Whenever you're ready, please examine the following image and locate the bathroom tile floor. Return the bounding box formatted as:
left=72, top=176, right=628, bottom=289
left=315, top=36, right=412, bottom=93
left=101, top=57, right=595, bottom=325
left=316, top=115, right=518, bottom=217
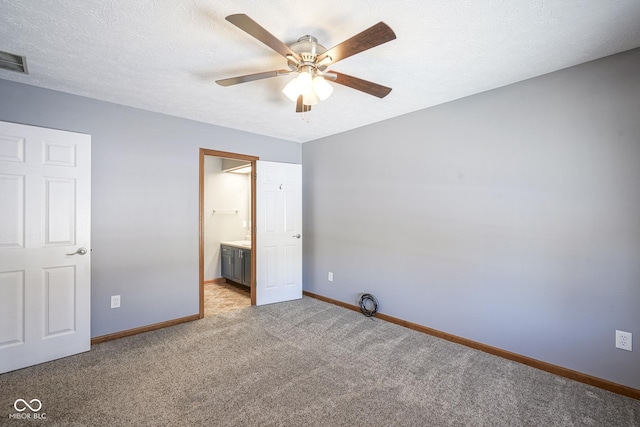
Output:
left=204, top=280, right=251, bottom=317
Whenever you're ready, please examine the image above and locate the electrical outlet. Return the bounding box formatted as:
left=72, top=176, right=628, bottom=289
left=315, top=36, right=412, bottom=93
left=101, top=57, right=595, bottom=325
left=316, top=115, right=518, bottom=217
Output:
left=111, top=295, right=121, bottom=309
left=615, top=330, right=632, bottom=351
left=328, top=272, right=333, bottom=282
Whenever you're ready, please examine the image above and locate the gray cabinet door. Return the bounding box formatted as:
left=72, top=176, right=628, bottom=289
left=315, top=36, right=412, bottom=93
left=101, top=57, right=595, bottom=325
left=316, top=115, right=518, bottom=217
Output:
left=221, top=246, right=233, bottom=279
left=242, top=249, right=251, bottom=286
left=232, top=248, right=243, bottom=283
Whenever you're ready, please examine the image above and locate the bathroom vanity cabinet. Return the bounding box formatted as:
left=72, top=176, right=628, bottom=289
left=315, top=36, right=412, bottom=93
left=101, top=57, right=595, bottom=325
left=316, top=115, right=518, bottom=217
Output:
left=221, top=242, right=251, bottom=287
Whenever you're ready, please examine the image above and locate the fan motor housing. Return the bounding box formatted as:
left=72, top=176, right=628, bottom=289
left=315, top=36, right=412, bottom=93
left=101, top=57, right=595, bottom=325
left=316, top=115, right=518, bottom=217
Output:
left=288, top=35, right=327, bottom=70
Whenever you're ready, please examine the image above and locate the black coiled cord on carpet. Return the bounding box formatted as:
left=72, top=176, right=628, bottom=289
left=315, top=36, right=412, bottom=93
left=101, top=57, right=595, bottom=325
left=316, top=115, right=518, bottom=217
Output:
left=359, top=293, right=379, bottom=318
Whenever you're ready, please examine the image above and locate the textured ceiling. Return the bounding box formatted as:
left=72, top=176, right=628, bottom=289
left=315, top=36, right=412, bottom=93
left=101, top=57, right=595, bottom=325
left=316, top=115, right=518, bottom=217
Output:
left=1, top=1, right=639, bottom=143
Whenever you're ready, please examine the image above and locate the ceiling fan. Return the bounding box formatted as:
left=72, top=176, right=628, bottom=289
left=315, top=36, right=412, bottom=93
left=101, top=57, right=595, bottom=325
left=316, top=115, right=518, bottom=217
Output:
left=216, top=14, right=396, bottom=113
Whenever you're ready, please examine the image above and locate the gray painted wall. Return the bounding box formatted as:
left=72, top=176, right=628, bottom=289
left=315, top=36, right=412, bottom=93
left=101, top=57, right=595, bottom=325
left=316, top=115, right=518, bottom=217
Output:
left=302, top=48, right=640, bottom=389
left=0, top=79, right=301, bottom=337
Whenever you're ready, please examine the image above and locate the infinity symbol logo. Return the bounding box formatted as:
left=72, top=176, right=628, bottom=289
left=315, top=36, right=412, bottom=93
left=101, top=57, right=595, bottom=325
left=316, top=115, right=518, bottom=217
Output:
left=14, top=398, right=42, bottom=412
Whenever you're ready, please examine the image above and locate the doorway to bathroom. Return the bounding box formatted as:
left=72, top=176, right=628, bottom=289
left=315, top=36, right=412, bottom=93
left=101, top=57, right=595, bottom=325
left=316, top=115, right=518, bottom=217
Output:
left=199, top=148, right=258, bottom=318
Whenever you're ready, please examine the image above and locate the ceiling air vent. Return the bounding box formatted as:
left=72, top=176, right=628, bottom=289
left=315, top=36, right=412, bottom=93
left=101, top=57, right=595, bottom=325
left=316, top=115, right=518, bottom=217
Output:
left=0, top=50, right=28, bottom=74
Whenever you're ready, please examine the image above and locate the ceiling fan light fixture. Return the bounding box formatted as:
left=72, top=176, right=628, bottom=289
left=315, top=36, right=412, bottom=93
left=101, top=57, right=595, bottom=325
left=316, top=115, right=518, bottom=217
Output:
left=282, top=70, right=316, bottom=103
left=312, top=76, right=333, bottom=101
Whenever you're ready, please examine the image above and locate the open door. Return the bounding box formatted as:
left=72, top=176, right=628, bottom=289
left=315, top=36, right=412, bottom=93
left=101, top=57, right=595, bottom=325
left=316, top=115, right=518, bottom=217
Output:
left=0, top=121, right=91, bottom=373
left=255, top=161, right=302, bottom=305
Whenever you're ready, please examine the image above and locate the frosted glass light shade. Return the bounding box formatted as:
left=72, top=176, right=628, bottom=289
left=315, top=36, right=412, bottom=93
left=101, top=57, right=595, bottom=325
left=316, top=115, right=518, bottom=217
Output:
left=283, top=72, right=333, bottom=104
left=296, top=71, right=312, bottom=92
left=312, top=76, right=333, bottom=100
left=303, top=89, right=319, bottom=106
left=282, top=78, right=300, bottom=102
left=283, top=71, right=314, bottom=102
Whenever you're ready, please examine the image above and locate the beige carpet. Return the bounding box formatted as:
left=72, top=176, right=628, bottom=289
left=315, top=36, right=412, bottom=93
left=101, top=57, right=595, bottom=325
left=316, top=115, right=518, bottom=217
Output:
left=1, top=297, right=638, bottom=426
left=204, top=280, right=250, bottom=317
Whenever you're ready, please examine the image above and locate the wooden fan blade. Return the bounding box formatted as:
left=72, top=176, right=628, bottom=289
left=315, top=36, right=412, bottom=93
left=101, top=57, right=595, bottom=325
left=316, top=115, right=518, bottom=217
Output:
left=329, top=71, right=392, bottom=98
left=226, top=14, right=300, bottom=61
left=216, top=69, right=292, bottom=86
left=317, top=22, right=396, bottom=65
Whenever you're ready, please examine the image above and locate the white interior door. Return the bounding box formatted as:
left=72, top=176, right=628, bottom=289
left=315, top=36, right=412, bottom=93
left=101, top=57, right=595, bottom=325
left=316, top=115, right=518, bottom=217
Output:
left=0, top=121, right=91, bottom=374
left=256, top=161, right=302, bottom=305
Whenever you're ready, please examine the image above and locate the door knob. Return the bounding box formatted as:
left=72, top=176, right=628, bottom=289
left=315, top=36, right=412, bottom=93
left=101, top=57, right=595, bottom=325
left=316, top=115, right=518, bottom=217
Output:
left=66, top=247, right=88, bottom=256
left=293, top=234, right=301, bottom=239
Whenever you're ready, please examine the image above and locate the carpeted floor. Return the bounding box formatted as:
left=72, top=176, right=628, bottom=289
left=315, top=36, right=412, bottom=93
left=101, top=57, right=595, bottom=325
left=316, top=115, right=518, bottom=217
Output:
left=1, top=297, right=638, bottom=426
left=204, top=280, right=251, bottom=317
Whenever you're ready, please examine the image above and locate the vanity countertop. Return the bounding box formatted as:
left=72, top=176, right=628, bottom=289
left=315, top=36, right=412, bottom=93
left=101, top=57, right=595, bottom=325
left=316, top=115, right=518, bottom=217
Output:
left=221, top=240, right=252, bottom=249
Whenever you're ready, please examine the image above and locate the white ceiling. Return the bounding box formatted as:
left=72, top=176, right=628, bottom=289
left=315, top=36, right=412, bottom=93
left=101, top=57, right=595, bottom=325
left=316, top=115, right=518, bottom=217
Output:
left=1, top=1, right=639, bottom=143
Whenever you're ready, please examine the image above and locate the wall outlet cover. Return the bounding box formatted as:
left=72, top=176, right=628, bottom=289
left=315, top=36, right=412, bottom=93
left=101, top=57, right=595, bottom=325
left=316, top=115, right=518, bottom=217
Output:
left=111, top=295, right=121, bottom=309
left=615, top=330, right=632, bottom=351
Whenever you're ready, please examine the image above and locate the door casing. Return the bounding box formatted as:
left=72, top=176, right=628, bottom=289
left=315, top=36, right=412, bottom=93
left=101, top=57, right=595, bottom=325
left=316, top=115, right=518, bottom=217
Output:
left=199, top=148, right=258, bottom=317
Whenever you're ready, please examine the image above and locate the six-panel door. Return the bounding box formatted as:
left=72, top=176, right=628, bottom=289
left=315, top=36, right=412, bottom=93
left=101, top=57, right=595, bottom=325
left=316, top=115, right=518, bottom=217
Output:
left=255, top=161, right=302, bottom=305
left=0, top=121, right=91, bottom=374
